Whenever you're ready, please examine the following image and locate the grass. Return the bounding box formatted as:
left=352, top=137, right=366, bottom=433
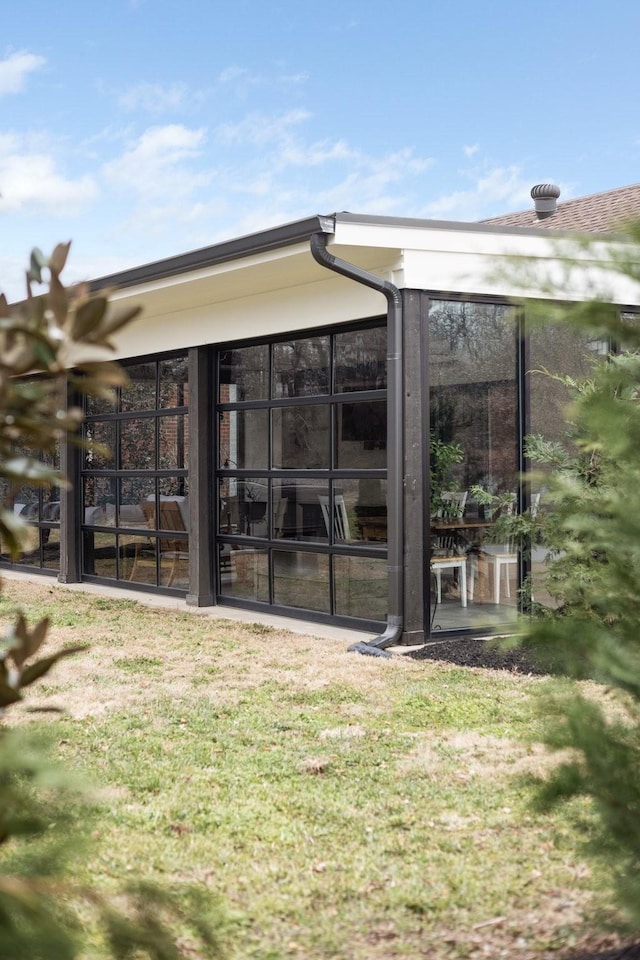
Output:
left=0, top=578, right=624, bottom=959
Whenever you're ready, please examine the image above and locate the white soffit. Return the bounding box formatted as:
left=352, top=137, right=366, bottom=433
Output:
left=333, top=218, right=640, bottom=305
left=108, top=239, right=401, bottom=317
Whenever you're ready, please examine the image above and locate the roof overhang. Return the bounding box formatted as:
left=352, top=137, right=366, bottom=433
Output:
left=55, top=209, right=640, bottom=366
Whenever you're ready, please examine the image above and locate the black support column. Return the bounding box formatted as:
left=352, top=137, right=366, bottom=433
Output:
left=186, top=346, right=215, bottom=607
left=58, top=376, right=81, bottom=583
left=401, top=289, right=429, bottom=643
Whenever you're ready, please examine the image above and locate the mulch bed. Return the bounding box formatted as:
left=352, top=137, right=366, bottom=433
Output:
left=402, top=634, right=560, bottom=675
left=561, top=943, right=640, bottom=960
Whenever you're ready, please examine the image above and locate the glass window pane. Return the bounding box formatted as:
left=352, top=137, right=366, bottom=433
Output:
left=86, top=391, right=116, bottom=416
left=528, top=323, right=596, bottom=452
left=219, top=345, right=269, bottom=402
left=120, top=362, right=156, bottom=412
left=429, top=300, right=518, bottom=628
left=84, top=532, right=117, bottom=579
left=220, top=409, right=268, bottom=470
left=272, top=406, right=329, bottom=469
left=273, top=550, right=330, bottom=613
left=527, top=323, right=599, bottom=608
left=42, top=527, right=60, bottom=571
left=125, top=528, right=156, bottom=586
left=221, top=477, right=268, bottom=538
left=120, top=418, right=155, bottom=470
left=335, top=478, right=387, bottom=544
left=159, top=356, right=188, bottom=408
left=85, top=421, right=116, bottom=469
left=159, top=414, right=189, bottom=470
left=153, top=499, right=188, bottom=588
left=272, top=480, right=329, bottom=542
left=221, top=547, right=269, bottom=602
left=118, top=477, right=155, bottom=527
left=334, top=326, right=386, bottom=392
left=430, top=300, right=518, bottom=498
left=334, top=556, right=387, bottom=620
left=336, top=400, right=386, bottom=468
left=16, top=525, right=41, bottom=565
left=14, top=483, right=40, bottom=520
left=43, top=484, right=61, bottom=522
left=84, top=477, right=116, bottom=525
left=158, top=477, right=189, bottom=500
left=272, top=336, right=330, bottom=398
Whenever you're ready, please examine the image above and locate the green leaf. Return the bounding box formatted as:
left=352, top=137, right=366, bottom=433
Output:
left=20, top=645, right=89, bottom=688
left=47, top=241, right=71, bottom=277
left=27, top=247, right=47, bottom=284
left=70, top=296, right=108, bottom=340
left=0, top=683, right=22, bottom=707
left=9, top=618, right=50, bottom=670
left=2, top=457, right=62, bottom=483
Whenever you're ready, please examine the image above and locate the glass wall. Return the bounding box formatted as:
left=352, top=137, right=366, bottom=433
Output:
left=217, top=322, right=388, bottom=626
left=428, top=299, right=519, bottom=630
left=0, top=444, right=61, bottom=571
left=81, top=354, right=189, bottom=590
left=527, top=323, right=604, bottom=606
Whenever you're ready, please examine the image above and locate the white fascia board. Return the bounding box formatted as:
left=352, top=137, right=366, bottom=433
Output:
left=333, top=220, right=640, bottom=305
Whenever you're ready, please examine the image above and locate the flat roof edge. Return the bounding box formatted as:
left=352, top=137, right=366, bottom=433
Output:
left=334, top=210, right=627, bottom=241
left=91, top=214, right=334, bottom=292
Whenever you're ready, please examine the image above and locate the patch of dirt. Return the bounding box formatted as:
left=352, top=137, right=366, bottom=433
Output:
left=0, top=578, right=415, bottom=722
left=399, top=730, right=574, bottom=781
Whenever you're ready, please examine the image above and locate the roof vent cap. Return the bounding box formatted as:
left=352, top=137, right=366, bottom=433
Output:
left=531, top=183, right=561, bottom=220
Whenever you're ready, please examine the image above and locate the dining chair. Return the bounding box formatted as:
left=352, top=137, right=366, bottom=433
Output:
left=430, top=549, right=468, bottom=607
left=437, top=490, right=468, bottom=520
left=429, top=490, right=470, bottom=607
left=157, top=500, right=190, bottom=586
left=481, top=493, right=540, bottom=604
left=319, top=494, right=351, bottom=541
left=129, top=500, right=189, bottom=585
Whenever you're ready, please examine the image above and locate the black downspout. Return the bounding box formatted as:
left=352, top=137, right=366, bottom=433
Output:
left=310, top=230, right=404, bottom=649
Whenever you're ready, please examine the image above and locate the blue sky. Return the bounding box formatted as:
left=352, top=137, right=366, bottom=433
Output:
left=2, top=0, right=639, bottom=299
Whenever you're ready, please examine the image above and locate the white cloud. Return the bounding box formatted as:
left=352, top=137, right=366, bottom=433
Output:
left=0, top=133, right=98, bottom=214
left=119, top=81, right=189, bottom=113
left=0, top=50, right=45, bottom=95
left=217, top=66, right=253, bottom=85
left=310, top=148, right=434, bottom=214
left=463, top=143, right=479, bottom=158
left=423, top=166, right=533, bottom=220
left=216, top=109, right=311, bottom=147
left=216, top=65, right=307, bottom=98
left=103, top=124, right=209, bottom=198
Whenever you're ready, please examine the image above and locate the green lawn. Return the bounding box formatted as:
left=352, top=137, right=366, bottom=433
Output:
left=0, top=579, right=622, bottom=959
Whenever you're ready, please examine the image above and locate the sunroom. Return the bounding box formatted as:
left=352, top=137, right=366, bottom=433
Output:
left=4, top=206, right=639, bottom=644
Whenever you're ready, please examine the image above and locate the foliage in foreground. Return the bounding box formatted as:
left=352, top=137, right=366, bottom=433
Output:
left=514, top=228, right=640, bottom=928
left=0, top=248, right=224, bottom=957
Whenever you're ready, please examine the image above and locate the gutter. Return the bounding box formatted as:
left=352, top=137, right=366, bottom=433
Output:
left=310, top=227, right=404, bottom=649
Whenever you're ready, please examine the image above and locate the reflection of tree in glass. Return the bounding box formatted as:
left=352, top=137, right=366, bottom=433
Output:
left=430, top=301, right=516, bottom=379
left=273, top=336, right=330, bottom=398
left=334, top=326, right=387, bottom=392
left=219, top=345, right=268, bottom=401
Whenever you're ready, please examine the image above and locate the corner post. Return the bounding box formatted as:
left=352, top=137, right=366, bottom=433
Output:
left=186, top=346, right=215, bottom=607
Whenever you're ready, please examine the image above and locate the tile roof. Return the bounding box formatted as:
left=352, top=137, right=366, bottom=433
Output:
left=482, top=182, right=640, bottom=234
